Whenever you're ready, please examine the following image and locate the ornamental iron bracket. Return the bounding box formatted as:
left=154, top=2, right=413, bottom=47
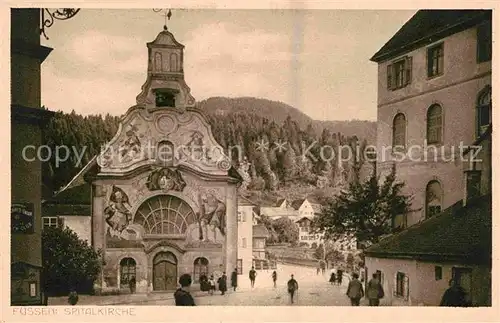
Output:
left=40, top=8, right=81, bottom=40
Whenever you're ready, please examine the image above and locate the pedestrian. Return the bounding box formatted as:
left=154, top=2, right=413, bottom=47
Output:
left=174, top=273, right=195, bottom=306
left=346, top=273, right=364, bottom=306
left=287, top=274, right=299, bottom=304
left=218, top=271, right=228, bottom=295
left=329, top=272, right=336, bottom=285
left=440, top=279, right=469, bottom=307
left=316, top=267, right=320, bottom=275
left=129, top=276, right=136, bottom=294
left=231, top=268, right=238, bottom=292
left=337, top=269, right=343, bottom=286
left=272, top=270, right=277, bottom=288
left=366, top=273, right=384, bottom=306
left=249, top=266, right=257, bottom=288
left=208, top=274, right=216, bottom=295
left=67, top=290, right=79, bottom=306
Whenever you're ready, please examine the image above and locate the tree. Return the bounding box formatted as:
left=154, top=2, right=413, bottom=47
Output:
left=272, top=217, right=299, bottom=244
left=346, top=252, right=355, bottom=270
left=313, top=165, right=413, bottom=245
left=313, top=243, right=325, bottom=260
left=256, top=214, right=279, bottom=243
left=42, top=226, right=102, bottom=296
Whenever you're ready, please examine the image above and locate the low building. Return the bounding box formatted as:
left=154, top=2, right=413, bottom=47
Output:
left=237, top=196, right=256, bottom=277
left=252, top=224, right=269, bottom=270
left=42, top=183, right=92, bottom=243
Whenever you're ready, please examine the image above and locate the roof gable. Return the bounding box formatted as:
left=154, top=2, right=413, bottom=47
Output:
left=371, top=10, right=491, bottom=62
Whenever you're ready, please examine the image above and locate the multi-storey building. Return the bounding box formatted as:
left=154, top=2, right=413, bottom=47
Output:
left=373, top=10, right=491, bottom=229
left=365, top=9, right=492, bottom=306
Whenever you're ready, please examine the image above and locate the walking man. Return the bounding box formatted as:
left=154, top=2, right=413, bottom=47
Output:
left=272, top=270, right=277, bottom=288
left=346, top=273, right=364, bottom=306
left=287, top=274, right=299, bottom=304
left=249, top=266, right=257, bottom=288
left=366, top=273, right=384, bottom=306
left=231, top=268, right=238, bottom=292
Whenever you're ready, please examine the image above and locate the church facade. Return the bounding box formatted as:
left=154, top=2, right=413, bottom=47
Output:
left=86, top=27, right=241, bottom=293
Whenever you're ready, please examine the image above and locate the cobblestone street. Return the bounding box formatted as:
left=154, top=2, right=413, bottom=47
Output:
left=49, top=264, right=366, bottom=306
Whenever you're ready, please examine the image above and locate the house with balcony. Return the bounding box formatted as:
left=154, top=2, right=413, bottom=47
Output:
left=364, top=9, right=492, bottom=306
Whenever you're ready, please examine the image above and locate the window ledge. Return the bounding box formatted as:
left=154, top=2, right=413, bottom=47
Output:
left=427, top=73, right=444, bottom=80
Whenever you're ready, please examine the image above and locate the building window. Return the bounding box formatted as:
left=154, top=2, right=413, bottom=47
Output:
left=387, top=56, right=412, bottom=90
left=156, top=92, right=176, bottom=108
left=43, top=216, right=64, bottom=230
left=242, top=237, right=247, bottom=248
left=120, top=258, right=136, bottom=288
left=392, top=113, right=406, bottom=149
left=237, top=211, right=242, bottom=222
left=395, top=272, right=409, bottom=299
left=427, top=104, right=443, bottom=144
left=193, top=257, right=209, bottom=283
left=435, top=266, right=442, bottom=280
left=477, top=86, right=491, bottom=137
left=237, top=259, right=243, bottom=275
left=465, top=170, right=482, bottom=200
left=425, top=180, right=443, bottom=218
left=477, top=20, right=492, bottom=63
left=427, top=43, right=444, bottom=77
left=43, top=217, right=58, bottom=229
left=170, top=53, right=179, bottom=72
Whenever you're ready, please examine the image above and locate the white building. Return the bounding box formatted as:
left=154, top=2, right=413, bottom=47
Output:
left=237, top=195, right=257, bottom=278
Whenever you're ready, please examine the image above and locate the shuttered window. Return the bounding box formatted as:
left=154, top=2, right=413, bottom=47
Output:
left=477, top=21, right=492, bottom=63
left=427, top=43, right=444, bottom=77
left=427, top=104, right=443, bottom=144
left=387, top=56, right=412, bottom=90
left=394, top=272, right=409, bottom=300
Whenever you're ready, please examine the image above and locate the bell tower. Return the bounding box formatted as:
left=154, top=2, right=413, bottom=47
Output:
left=136, top=11, right=195, bottom=112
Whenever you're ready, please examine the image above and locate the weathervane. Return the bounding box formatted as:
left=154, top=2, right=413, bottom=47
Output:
left=153, top=8, right=172, bottom=30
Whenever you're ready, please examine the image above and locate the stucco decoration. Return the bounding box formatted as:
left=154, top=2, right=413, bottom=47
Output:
left=146, top=167, right=186, bottom=192
left=97, top=108, right=232, bottom=176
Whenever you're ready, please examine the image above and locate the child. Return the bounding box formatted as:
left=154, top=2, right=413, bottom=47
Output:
left=208, top=274, right=216, bottom=295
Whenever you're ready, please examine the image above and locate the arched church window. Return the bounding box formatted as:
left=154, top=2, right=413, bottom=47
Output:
left=154, top=52, right=162, bottom=72
left=134, top=195, right=196, bottom=236
left=426, top=104, right=443, bottom=144
left=170, top=53, right=178, bottom=72
left=120, top=258, right=136, bottom=288
left=425, top=180, right=443, bottom=218
left=392, top=113, right=406, bottom=149
left=193, top=257, right=209, bottom=283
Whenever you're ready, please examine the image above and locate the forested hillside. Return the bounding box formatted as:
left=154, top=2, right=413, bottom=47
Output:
left=42, top=97, right=375, bottom=198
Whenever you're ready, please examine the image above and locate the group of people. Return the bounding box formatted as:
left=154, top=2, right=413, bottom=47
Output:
left=346, top=273, right=385, bottom=306
left=329, top=269, right=344, bottom=286
left=198, top=268, right=239, bottom=296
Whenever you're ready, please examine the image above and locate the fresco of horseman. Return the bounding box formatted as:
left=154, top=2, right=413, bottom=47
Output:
left=197, top=191, right=226, bottom=242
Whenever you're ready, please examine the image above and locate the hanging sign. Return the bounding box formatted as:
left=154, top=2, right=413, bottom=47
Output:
left=11, top=203, right=35, bottom=234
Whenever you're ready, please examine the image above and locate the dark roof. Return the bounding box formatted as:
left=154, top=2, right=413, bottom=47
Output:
left=253, top=224, right=270, bottom=238
left=291, top=199, right=306, bottom=210
left=238, top=195, right=256, bottom=206
left=365, top=194, right=492, bottom=265
left=46, top=183, right=91, bottom=205
left=42, top=183, right=91, bottom=216
left=371, top=10, right=491, bottom=62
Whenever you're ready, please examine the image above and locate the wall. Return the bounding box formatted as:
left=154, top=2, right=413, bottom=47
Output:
left=366, top=257, right=491, bottom=306
left=365, top=256, right=418, bottom=306
left=62, top=216, right=91, bottom=244
left=376, top=25, right=492, bottom=226
left=237, top=205, right=254, bottom=277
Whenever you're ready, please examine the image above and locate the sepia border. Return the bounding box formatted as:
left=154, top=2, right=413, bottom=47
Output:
left=1, top=0, right=499, bottom=322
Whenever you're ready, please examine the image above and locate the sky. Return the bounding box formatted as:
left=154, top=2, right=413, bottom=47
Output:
left=40, top=9, right=417, bottom=121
